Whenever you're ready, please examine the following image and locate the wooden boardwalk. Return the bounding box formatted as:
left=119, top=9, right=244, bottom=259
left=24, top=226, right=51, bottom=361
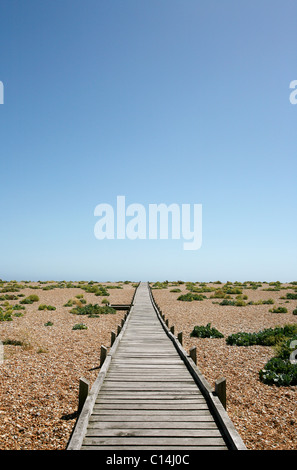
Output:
left=67, top=282, right=246, bottom=451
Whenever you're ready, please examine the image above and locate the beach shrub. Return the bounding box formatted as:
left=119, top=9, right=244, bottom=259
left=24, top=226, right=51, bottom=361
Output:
left=70, top=303, right=116, bottom=317
left=20, top=295, right=39, bottom=304
left=12, top=305, right=25, bottom=310
left=177, top=293, right=206, bottom=302
left=190, top=323, right=224, bottom=338
left=170, top=288, right=181, bottom=293
left=226, top=324, right=297, bottom=347
left=38, top=304, right=56, bottom=311
left=2, top=339, right=23, bottom=346
left=286, top=293, right=297, bottom=300
left=259, top=330, right=297, bottom=385
left=0, top=309, right=13, bottom=322
left=72, top=323, right=88, bottom=330
left=269, top=307, right=288, bottom=313
left=259, top=354, right=297, bottom=386
left=152, top=281, right=168, bottom=289
left=44, top=321, right=54, bottom=327
left=293, top=308, right=297, bottom=315
left=81, top=284, right=110, bottom=296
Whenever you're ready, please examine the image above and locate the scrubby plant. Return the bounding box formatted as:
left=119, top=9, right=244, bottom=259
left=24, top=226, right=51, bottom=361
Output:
left=170, top=288, right=181, bottom=293
left=12, top=305, right=25, bottom=310
left=259, top=358, right=297, bottom=386
left=259, top=335, right=297, bottom=386
left=81, top=284, right=110, bottom=296
left=190, top=323, right=224, bottom=338
left=226, top=324, right=297, bottom=347
left=20, top=295, right=39, bottom=304
left=269, top=306, right=288, bottom=313
left=44, top=321, right=54, bottom=327
left=2, top=339, right=23, bottom=346
left=210, top=289, right=227, bottom=299
left=286, top=293, right=297, bottom=300
left=72, top=323, right=88, bottom=330
left=293, top=308, right=297, bottom=315
left=38, top=304, right=56, bottom=311
left=152, top=281, right=168, bottom=289
left=177, top=293, right=206, bottom=301
left=70, top=303, right=116, bottom=317
left=0, top=309, right=13, bottom=322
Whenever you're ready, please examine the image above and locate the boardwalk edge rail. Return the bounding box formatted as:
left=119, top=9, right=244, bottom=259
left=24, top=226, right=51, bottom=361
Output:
left=148, top=283, right=247, bottom=451
left=67, top=284, right=138, bottom=450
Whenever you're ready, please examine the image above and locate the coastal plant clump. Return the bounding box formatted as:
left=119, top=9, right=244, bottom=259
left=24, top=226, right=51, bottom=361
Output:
left=70, top=303, right=116, bottom=317
left=38, top=304, right=56, bottom=311
left=269, top=307, right=288, bottom=313
left=20, top=295, right=39, bottom=304
left=226, top=324, right=297, bottom=347
left=80, top=284, right=110, bottom=296
left=72, top=323, right=88, bottom=330
left=190, top=323, right=224, bottom=338
left=259, top=335, right=297, bottom=386
left=177, top=293, right=206, bottom=302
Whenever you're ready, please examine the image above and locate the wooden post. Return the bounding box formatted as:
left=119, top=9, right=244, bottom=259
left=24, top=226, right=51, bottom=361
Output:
left=165, top=319, right=169, bottom=327
left=110, top=331, right=116, bottom=346
left=100, top=345, right=107, bottom=367
left=189, top=346, right=197, bottom=365
left=215, top=377, right=226, bottom=409
left=117, top=324, right=121, bottom=335
left=177, top=332, right=183, bottom=345
left=170, top=325, right=175, bottom=335
left=78, top=377, right=89, bottom=414
left=121, top=318, right=125, bottom=327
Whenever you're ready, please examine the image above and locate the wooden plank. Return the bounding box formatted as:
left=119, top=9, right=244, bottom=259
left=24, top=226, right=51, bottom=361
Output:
left=82, top=436, right=227, bottom=446
left=96, top=399, right=206, bottom=404
left=91, top=409, right=213, bottom=416
left=85, top=429, right=223, bottom=438
left=88, top=420, right=218, bottom=429
left=92, top=403, right=210, bottom=410
left=89, top=414, right=215, bottom=422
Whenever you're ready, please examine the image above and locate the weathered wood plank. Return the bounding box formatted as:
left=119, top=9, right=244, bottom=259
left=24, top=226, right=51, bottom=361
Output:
left=89, top=414, right=215, bottom=422
left=82, top=437, right=227, bottom=447
left=88, top=420, right=218, bottom=429
left=93, top=403, right=210, bottom=410
left=85, top=429, right=223, bottom=438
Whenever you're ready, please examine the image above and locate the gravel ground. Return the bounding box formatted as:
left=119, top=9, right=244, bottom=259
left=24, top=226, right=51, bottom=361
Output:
left=0, top=281, right=135, bottom=450
left=151, top=281, right=297, bottom=450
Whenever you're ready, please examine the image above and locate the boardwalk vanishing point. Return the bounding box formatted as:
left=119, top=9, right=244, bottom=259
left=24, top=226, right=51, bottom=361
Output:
left=67, top=282, right=246, bottom=451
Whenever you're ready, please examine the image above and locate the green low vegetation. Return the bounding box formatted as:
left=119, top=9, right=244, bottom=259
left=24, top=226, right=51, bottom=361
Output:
left=269, top=306, right=288, bottom=313
left=177, top=293, right=206, bottom=302
left=72, top=323, right=88, bottom=330
left=70, top=303, right=116, bottom=317
left=190, top=323, right=224, bottom=338
left=38, top=304, right=56, bottom=311
left=20, top=295, right=39, bottom=304
left=226, top=324, right=297, bottom=347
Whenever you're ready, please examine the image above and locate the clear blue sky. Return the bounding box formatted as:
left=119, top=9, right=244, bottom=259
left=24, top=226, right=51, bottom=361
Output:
left=0, top=0, right=296, bottom=282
